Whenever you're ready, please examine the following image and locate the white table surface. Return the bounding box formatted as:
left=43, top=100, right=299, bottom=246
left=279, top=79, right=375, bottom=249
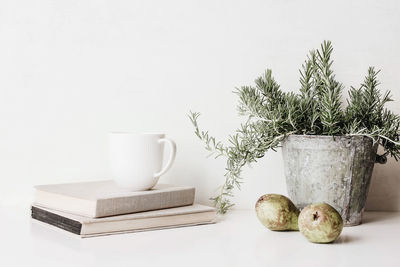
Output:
left=1, top=207, right=400, bottom=267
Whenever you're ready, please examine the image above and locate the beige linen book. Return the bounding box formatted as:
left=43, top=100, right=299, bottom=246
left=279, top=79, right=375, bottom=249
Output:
left=34, top=180, right=195, bottom=218
left=31, top=204, right=216, bottom=238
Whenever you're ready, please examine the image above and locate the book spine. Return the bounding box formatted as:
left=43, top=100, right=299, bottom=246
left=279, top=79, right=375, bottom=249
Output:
left=31, top=206, right=82, bottom=235
left=95, top=187, right=195, bottom=217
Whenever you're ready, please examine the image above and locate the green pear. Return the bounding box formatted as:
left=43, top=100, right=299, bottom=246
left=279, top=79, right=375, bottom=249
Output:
left=298, top=203, right=343, bottom=243
left=255, top=194, right=300, bottom=231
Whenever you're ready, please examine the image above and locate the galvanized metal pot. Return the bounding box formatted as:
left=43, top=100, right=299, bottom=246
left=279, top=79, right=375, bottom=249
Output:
left=281, top=135, right=380, bottom=226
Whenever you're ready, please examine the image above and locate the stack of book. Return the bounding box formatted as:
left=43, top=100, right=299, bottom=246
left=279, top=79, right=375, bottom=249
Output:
left=31, top=180, right=216, bottom=237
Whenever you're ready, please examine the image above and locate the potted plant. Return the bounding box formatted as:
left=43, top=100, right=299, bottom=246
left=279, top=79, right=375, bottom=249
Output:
left=189, top=41, right=400, bottom=225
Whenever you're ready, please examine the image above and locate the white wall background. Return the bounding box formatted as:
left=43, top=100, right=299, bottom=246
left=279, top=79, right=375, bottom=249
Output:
left=0, top=0, right=399, bottom=210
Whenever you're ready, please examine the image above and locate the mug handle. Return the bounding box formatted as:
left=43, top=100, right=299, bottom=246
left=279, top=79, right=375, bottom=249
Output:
left=154, top=138, right=177, bottom=177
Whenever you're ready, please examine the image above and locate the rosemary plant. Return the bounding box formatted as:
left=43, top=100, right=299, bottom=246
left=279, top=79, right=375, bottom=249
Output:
left=189, top=41, right=400, bottom=214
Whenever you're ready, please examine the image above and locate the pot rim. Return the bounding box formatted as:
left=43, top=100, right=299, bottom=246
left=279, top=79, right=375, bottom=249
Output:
left=286, top=134, right=371, bottom=139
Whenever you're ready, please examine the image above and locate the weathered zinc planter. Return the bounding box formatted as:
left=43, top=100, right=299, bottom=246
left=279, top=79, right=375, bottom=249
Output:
left=282, top=135, right=379, bottom=226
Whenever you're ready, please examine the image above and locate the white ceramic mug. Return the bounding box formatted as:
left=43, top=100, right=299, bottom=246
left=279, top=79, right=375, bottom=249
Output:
left=109, top=133, right=176, bottom=191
